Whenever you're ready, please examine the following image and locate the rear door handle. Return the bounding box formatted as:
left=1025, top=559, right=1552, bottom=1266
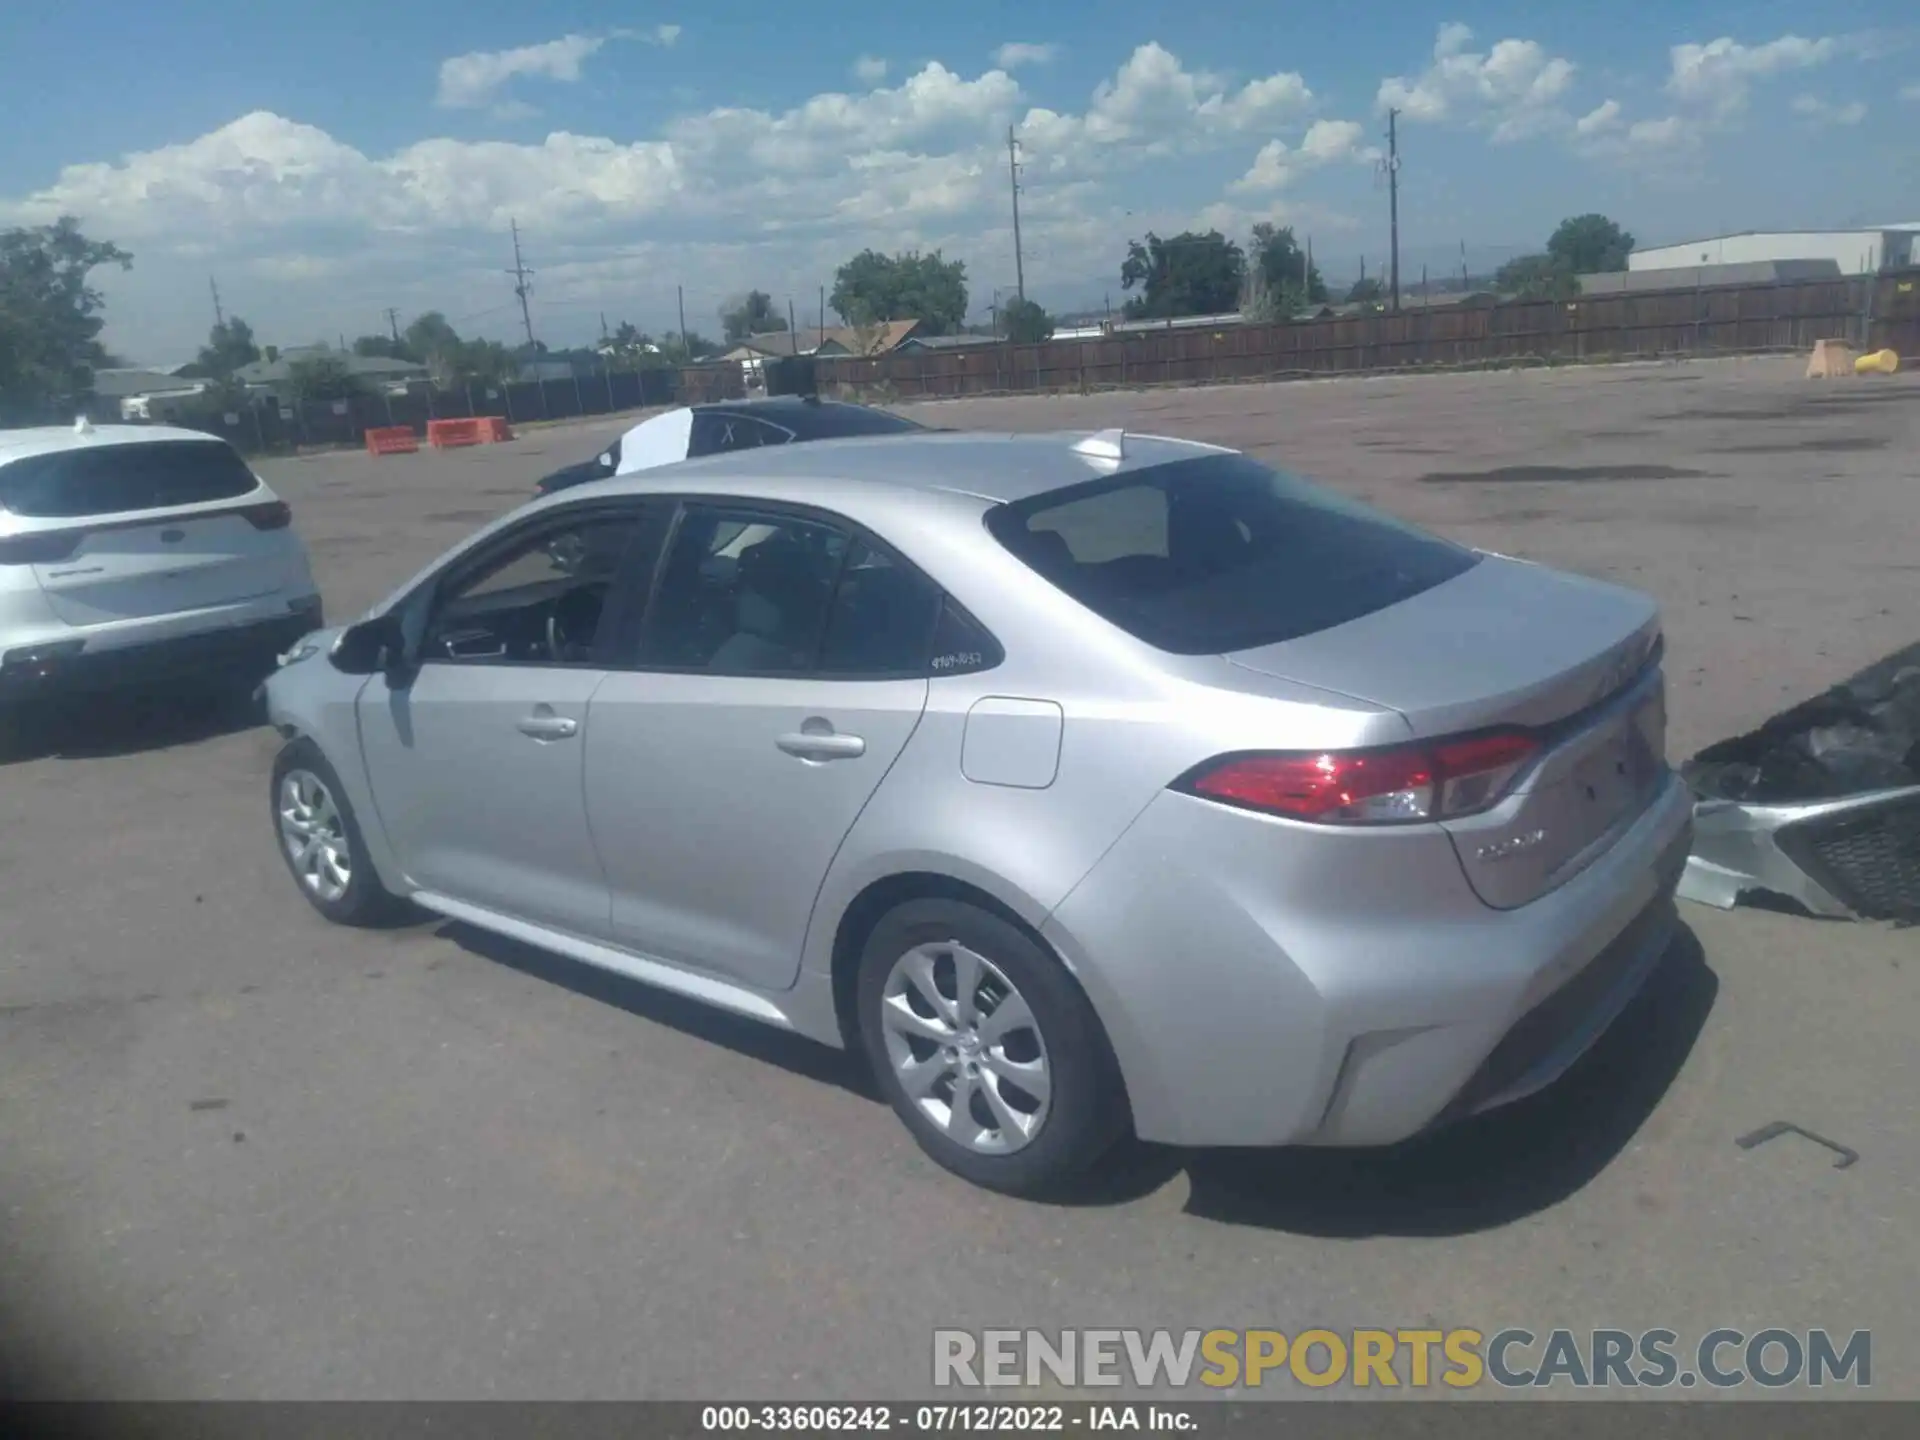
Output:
left=518, top=714, right=579, bottom=740
left=776, top=731, right=866, bottom=761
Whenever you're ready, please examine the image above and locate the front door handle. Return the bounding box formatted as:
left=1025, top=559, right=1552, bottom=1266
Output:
left=776, top=731, right=866, bottom=761
left=518, top=713, right=579, bottom=740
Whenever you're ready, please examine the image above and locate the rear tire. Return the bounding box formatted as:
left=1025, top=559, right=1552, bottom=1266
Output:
left=855, top=898, right=1128, bottom=1197
left=270, top=736, right=406, bottom=927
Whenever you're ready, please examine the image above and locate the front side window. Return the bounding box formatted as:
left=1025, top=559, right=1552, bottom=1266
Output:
left=423, top=511, right=641, bottom=665
left=985, top=454, right=1480, bottom=654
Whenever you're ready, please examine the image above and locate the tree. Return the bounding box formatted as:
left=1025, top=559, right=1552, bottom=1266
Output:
left=284, top=355, right=362, bottom=404
left=404, top=311, right=465, bottom=381
left=830, top=249, right=969, bottom=336
left=1119, top=231, right=1244, bottom=320
left=0, top=216, right=132, bottom=421
left=1494, top=253, right=1579, bottom=300
left=1248, top=223, right=1327, bottom=315
left=720, top=290, right=786, bottom=344
left=197, top=316, right=261, bottom=376
left=1346, top=276, right=1385, bottom=305
left=1002, top=297, right=1054, bottom=344
left=1546, top=214, right=1634, bottom=275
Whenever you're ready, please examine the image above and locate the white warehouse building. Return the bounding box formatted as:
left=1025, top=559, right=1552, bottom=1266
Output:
left=1630, top=226, right=1920, bottom=276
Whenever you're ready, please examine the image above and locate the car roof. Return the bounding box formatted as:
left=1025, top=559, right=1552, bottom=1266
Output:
left=0, top=423, right=228, bottom=467
left=585, top=429, right=1233, bottom=506
left=692, top=396, right=925, bottom=441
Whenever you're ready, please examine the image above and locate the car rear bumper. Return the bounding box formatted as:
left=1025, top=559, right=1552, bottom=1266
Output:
left=1043, top=769, right=1694, bottom=1149
left=0, top=595, right=323, bottom=700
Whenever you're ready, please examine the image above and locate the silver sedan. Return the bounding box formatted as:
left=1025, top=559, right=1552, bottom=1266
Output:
left=263, top=428, right=1691, bottom=1196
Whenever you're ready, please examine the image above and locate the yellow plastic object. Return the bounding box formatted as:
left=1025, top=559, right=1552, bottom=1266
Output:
left=1854, top=349, right=1900, bottom=375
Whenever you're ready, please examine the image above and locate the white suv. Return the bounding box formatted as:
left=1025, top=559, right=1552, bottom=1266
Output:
left=0, top=422, right=322, bottom=712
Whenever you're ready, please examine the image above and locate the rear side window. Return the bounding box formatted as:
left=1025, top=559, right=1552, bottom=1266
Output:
left=0, top=440, right=259, bottom=519
left=985, top=454, right=1479, bottom=654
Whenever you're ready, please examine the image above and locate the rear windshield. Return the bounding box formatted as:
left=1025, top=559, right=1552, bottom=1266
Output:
left=790, top=404, right=927, bottom=439
left=984, top=453, right=1480, bottom=654
left=0, top=440, right=259, bottom=519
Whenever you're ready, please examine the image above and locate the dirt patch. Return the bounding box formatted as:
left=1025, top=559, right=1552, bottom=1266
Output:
left=1708, top=436, right=1889, bottom=455
left=1419, top=464, right=1709, bottom=484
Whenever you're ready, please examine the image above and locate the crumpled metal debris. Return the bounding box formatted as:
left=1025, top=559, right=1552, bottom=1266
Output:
left=1679, top=642, right=1920, bottom=921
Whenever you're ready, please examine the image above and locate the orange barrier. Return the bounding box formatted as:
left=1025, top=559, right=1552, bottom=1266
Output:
left=364, top=426, right=419, bottom=456
left=427, top=418, right=485, bottom=449
left=479, top=416, right=514, bottom=443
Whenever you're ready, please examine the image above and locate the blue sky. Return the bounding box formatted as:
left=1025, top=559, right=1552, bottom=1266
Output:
left=2, top=1, right=1913, bottom=362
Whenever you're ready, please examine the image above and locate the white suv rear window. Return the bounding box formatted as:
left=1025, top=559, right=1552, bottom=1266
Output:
left=0, top=440, right=259, bottom=519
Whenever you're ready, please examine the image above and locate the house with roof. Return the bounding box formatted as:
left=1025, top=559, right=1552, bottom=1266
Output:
left=232, top=344, right=430, bottom=398
left=722, top=321, right=923, bottom=388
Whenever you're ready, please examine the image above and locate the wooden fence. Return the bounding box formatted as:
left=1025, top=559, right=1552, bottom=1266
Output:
left=813, top=273, right=1920, bottom=401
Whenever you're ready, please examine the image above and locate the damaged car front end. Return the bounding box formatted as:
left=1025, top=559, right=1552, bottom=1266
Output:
left=1680, top=642, right=1920, bottom=922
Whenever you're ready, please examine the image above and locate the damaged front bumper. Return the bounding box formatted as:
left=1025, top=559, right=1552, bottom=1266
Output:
left=1680, top=786, right=1920, bottom=920
left=1680, top=641, right=1920, bottom=922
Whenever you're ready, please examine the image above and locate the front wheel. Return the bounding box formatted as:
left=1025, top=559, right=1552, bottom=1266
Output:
left=270, top=737, right=406, bottom=926
left=856, top=899, right=1128, bottom=1197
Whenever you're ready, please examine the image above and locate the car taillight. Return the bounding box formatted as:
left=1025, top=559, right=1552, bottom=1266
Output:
left=0, top=531, right=83, bottom=566
left=1178, top=731, right=1540, bottom=825
left=239, top=500, right=292, bottom=530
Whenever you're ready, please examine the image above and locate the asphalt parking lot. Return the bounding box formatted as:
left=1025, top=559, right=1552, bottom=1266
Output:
left=3, top=357, right=1916, bottom=1399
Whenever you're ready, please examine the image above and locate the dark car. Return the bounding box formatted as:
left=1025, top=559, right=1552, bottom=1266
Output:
left=533, top=397, right=928, bottom=498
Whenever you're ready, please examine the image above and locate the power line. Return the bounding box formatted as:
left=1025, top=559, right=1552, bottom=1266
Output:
left=1007, top=125, right=1026, bottom=305
left=506, top=219, right=536, bottom=347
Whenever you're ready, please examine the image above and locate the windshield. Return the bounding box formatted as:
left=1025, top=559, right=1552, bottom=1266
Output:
left=984, top=453, right=1480, bottom=654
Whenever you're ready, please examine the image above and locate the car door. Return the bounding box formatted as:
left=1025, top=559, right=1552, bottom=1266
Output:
left=584, top=502, right=940, bottom=990
left=355, top=501, right=667, bottom=938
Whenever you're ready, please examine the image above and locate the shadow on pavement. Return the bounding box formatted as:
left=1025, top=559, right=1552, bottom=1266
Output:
left=0, top=683, right=265, bottom=765
left=442, top=916, right=1715, bottom=1235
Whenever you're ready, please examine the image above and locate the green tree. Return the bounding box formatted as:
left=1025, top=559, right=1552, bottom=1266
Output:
left=720, top=290, right=786, bottom=344
left=1249, top=223, right=1327, bottom=313
left=284, top=355, right=362, bottom=404
left=830, top=249, right=969, bottom=336
left=197, top=316, right=261, bottom=375
left=1346, top=276, right=1385, bottom=305
left=0, top=216, right=133, bottom=421
left=1494, top=253, right=1578, bottom=300
left=404, top=311, right=465, bottom=381
left=1002, top=297, right=1055, bottom=344
left=1546, top=214, right=1634, bottom=275
left=1119, top=231, right=1245, bottom=319
left=454, top=339, right=517, bottom=387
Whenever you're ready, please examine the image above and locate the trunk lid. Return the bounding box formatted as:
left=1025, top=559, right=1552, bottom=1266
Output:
left=1225, top=555, right=1669, bottom=908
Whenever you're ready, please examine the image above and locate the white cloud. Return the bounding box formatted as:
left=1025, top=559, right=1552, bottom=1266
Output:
left=854, top=55, right=889, bottom=84
left=1574, top=99, right=1620, bottom=136
left=436, top=34, right=606, bottom=109
left=1229, top=119, right=1376, bottom=194
left=1377, top=24, right=1576, bottom=141
left=995, top=43, right=1059, bottom=69
left=1791, top=93, right=1867, bottom=125
left=1667, top=35, right=1841, bottom=118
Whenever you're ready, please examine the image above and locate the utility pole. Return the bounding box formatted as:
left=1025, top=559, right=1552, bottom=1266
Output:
left=386, top=308, right=402, bottom=344
left=819, top=286, right=826, bottom=338
left=788, top=299, right=798, bottom=355
left=506, top=219, right=536, bottom=347
left=1007, top=126, right=1026, bottom=304
left=677, top=284, right=688, bottom=359
left=209, top=277, right=225, bottom=329
left=599, top=311, right=609, bottom=344
left=1385, top=108, right=1402, bottom=312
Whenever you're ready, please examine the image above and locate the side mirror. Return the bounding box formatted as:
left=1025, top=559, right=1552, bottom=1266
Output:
left=597, top=451, right=613, bottom=470
left=329, top=614, right=407, bottom=676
